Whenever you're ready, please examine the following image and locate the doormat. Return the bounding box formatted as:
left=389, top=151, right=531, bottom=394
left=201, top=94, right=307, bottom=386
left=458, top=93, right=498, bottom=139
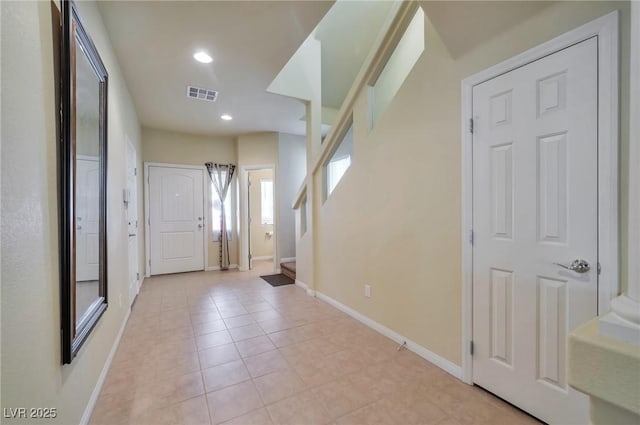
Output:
left=260, top=273, right=294, bottom=287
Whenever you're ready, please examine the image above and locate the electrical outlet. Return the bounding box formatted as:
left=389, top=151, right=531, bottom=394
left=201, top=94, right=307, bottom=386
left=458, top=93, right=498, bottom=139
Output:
left=364, top=284, right=371, bottom=298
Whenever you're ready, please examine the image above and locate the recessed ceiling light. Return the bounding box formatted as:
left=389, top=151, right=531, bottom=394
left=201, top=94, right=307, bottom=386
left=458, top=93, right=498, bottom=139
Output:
left=193, top=51, right=213, bottom=63
left=221, top=114, right=233, bottom=121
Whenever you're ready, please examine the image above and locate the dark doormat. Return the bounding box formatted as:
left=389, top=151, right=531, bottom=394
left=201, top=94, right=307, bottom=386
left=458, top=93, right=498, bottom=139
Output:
left=260, top=273, right=294, bottom=287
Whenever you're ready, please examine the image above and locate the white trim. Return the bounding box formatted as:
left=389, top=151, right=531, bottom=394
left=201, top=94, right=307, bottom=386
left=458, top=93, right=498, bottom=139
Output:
left=251, top=256, right=273, bottom=261
left=295, top=279, right=315, bottom=297
left=315, top=291, right=461, bottom=379
left=79, top=307, right=131, bottom=425
left=144, top=162, right=208, bottom=277
left=280, top=257, right=296, bottom=263
left=460, top=11, right=619, bottom=385
left=240, top=164, right=277, bottom=274
left=205, top=264, right=239, bottom=272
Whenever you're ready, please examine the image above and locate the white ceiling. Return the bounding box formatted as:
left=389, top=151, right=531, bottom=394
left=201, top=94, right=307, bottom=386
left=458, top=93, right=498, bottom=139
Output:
left=97, top=1, right=333, bottom=137
left=420, top=1, right=554, bottom=59
left=97, top=1, right=555, bottom=138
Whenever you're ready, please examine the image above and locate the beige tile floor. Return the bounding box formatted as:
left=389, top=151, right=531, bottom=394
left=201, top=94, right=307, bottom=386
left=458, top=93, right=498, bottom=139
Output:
left=90, top=261, right=540, bottom=425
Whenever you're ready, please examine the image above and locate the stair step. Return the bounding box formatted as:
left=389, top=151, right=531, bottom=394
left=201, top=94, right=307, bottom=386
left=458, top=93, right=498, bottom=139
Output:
left=280, top=262, right=296, bottom=281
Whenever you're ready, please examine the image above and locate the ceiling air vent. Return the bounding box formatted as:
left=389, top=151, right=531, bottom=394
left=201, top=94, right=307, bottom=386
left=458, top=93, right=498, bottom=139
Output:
left=186, top=85, right=218, bottom=102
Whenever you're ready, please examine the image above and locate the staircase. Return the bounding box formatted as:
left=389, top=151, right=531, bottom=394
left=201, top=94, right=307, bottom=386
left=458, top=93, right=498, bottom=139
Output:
left=280, top=262, right=296, bottom=281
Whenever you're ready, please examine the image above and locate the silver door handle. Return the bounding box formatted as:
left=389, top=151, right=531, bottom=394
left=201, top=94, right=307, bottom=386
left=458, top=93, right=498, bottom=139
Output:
left=554, top=259, right=591, bottom=273
left=128, top=233, right=136, bottom=237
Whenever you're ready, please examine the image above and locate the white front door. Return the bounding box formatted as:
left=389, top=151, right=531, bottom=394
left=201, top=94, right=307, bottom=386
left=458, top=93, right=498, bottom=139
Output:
left=76, top=157, right=100, bottom=282
left=149, top=166, right=205, bottom=275
left=472, top=37, right=598, bottom=424
left=126, top=139, right=139, bottom=305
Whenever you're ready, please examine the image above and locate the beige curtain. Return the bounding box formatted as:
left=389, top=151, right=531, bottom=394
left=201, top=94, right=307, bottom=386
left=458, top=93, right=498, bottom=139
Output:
left=205, top=163, right=236, bottom=270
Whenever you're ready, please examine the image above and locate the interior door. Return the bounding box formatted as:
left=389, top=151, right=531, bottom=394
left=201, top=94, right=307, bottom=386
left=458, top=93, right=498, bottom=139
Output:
left=149, top=166, right=205, bottom=275
left=76, top=157, right=100, bottom=282
left=126, top=140, right=139, bottom=305
left=472, top=37, right=598, bottom=424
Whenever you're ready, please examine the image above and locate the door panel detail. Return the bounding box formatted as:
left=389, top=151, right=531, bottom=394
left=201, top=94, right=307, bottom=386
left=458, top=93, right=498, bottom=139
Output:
left=537, top=71, right=567, bottom=117
left=490, top=90, right=512, bottom=128
left=490, top=268, right=513, bottom=366
left=491, top=143, right=513, bottom=239
left=538, top=132, right=568, bottom=243
left=537, top=276, right=568, bottom=390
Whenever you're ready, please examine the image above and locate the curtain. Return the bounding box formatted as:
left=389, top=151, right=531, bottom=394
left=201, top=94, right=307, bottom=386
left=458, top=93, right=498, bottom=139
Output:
left=205, top=163, right=236, bottom=270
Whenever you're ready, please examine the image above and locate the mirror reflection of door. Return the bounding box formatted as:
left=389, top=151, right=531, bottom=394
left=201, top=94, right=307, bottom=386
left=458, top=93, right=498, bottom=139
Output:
left=126, top=138, right=139, bottom=306
left=74, top=36, right=102, bottom=326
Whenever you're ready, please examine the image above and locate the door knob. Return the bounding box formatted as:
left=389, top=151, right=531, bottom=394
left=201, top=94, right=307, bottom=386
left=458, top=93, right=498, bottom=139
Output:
left=554, top=259, right=591, bottom=273
left=198, top=224, right=203, bottom=229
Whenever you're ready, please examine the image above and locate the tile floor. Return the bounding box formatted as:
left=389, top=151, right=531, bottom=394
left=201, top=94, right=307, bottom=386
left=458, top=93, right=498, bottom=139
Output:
left=90, top=261, right=540, bottom=425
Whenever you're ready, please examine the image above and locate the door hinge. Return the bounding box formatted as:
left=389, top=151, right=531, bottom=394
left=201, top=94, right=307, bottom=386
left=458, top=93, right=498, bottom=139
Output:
left=469, top=118, right=474, bottom=134
left=470, top=340, right=475, bottom=356
left=134, top=167, right=137, bottom=176
left=136, top=272, right=139, bottom=281
left=148, top=218, right=150, bottom=225
left=149, top=259, right=151, bottom=266
left=469, top=229, right=474, bottom=245
left=597, top=262, right=601, bottom=275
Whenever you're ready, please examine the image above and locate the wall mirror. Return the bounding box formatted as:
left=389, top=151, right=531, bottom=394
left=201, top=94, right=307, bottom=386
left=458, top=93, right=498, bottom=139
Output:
left=60, top=0, right=108, bottom=364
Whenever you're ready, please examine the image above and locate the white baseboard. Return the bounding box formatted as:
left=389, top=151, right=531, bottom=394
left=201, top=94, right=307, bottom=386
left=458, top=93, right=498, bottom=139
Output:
left=315, top=291, right=462, bottom=380
left=206, top=264, right=239, bottom=271
left=295, top=279, right=315, bottom=297
left=136, top=277, right=144, bottom=295
left=281, top=257, right=296, bottom=263
left=79, top=307, right=131, bottom=425
left=252, top=256, right=273, bottom=261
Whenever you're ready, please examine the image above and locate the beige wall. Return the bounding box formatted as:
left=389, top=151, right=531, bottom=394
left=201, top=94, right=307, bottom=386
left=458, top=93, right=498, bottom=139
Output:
left=311, top=1, right=630, bottom=366
left=249, top=169, right=275, bottom=259
left=278, top=133, right=307, bottom=259
left=142, top=127, right=239, bottom=268
left=237, top=132, right=279, bottom=270
left=1, top=1, right=143, bottom=424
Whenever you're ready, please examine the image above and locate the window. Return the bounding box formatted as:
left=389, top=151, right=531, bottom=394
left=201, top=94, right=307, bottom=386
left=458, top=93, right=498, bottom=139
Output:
left=369, top=7, right=424, bottom=129
left=327, top=155, right=351, bottom=195
left=325, top=122, right=354, bottom=199
left=260, top=179, right=274, bottom=225
left=211, top=184, right=232, bottom=242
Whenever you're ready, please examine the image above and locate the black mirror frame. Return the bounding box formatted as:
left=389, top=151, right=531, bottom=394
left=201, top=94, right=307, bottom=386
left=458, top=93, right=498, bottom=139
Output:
left=60, top=0, right=108, bottom=364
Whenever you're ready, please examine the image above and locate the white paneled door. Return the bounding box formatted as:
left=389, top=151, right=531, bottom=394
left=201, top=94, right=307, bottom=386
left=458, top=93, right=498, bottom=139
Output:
left=472, top=38, right=597, bottom=424
left=149, top=166, right=205, bottom=275
left=76, top=157, right=100, bottom=282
